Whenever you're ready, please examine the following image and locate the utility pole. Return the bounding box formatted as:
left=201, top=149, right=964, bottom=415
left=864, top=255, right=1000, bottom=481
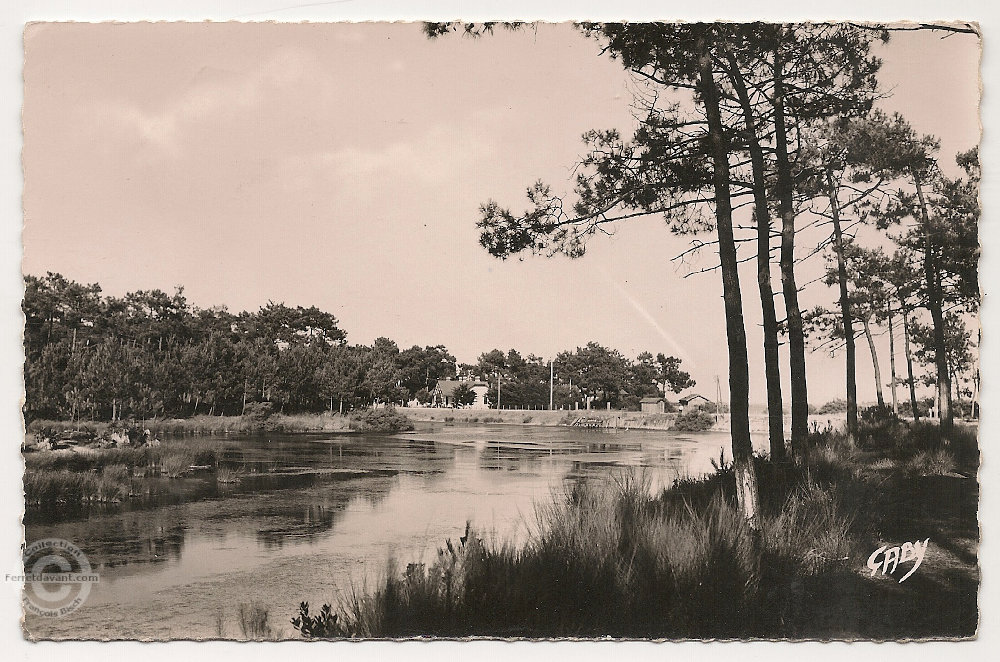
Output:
left=715, top=375, right=722, bottom=424
left=497, top=373, right=501, bottom=411
left=549, top=360, right=554, bottom=410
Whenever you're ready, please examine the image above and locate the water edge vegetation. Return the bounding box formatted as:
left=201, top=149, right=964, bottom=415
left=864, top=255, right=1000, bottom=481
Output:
left=289, top=418, right=978, bottom=639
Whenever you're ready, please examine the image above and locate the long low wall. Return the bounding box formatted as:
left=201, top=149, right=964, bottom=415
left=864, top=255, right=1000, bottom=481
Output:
left=398, top=406, right=847, bottom=434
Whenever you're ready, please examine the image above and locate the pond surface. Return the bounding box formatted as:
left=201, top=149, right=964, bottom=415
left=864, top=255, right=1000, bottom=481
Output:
left=23, top=423, right=765, bottom=640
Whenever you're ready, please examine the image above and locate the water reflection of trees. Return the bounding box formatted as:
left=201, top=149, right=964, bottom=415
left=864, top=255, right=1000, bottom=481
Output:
left=27, top=510, right=190, bottom=570
left=254, top=475, right=398, bottom=549
left=255, top=501, right=347, bottom=549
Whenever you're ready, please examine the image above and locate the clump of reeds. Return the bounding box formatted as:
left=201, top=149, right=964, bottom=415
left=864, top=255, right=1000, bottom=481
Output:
left=23, top=470, right=129, bottom=506
left=763, top=480, right=859, bottom=576
left=101, top=463, right=131, bottom=482
left=300, top=472, right=764, bottom=639
left=160, top=453, right=192, bottom=478
left=215, top=465, right=243, bottom=484
left=905, top=448, right=957, bottom=476
left=238, top=602, right=276, bottom=640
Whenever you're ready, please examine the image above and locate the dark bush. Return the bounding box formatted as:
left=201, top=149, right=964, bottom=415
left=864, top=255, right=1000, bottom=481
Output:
left=856, top=405, right=904, bottom=447
left=350, top=407, right=415, bottom=433
left=621, top=395, right=642, bottom=411
left=672, top=406, right=716, bottom=432
left=242, top=402, right=275, bottom=428
left=817, top=398, right=849, bottom=415
left=291, top=602, right=343, bottom=638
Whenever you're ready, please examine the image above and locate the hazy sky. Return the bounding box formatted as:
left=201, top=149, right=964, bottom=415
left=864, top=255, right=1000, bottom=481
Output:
left=21, top=23, right=980, bottom=404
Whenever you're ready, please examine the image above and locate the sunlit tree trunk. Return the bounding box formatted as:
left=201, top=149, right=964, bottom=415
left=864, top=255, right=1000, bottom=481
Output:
left=903, top=311, right=920, bottom=421
left=888, top=304, right=898, bottom=414
left=773, top=47, right=809, bottom=456
left=698, top=33, right=760, bottom=531
left=826, top=168, right=858, bottom=436
left=861, top=315, right=885, bottom=407
left=914, top=177, right=952, bottom=433
left=728, top=56, right=785, bottom=462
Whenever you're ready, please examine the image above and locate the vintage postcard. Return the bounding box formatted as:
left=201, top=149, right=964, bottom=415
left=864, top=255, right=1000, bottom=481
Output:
left=15, top=18, right=981, bottom=643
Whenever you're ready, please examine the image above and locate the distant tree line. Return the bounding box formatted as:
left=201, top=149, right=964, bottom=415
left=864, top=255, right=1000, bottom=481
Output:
left=22, top=273, right=696, bottom=422
left=469, top=344, right=694, bottom=410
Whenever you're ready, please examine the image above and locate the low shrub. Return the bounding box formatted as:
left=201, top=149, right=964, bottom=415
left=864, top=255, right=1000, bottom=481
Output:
left=672, top=407, right=716, bottom=432
left=855, top=405, right=903, bottom=447
left=349, top=407, right=415, bottom=433
left=291, top=602, right=343, bottom=638
left=242, top=402, right=275, bottom=428
left=817, top=398, right=849, bottom=415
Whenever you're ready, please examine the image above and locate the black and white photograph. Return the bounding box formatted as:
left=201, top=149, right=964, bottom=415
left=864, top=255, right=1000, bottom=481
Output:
left=5, top=3, right=990, bottom=647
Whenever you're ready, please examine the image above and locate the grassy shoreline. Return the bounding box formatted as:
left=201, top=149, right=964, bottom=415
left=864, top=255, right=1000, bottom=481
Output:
left=25, top=412, right=354, bottom=438
left=25, top=407, right=854, bottom=439
left=25, top=408, right=418, bottom=442
left=22, top=409, right=414, bottom=511
left=290, top=420, right=979, bottom=640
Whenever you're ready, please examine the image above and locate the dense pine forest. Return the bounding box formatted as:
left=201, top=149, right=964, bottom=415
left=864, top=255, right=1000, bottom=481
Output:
left=22, top=273, right=699, bottom=422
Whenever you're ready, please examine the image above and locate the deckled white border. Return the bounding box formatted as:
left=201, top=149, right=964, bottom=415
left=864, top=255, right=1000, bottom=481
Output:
left=1, top=2, right=996, bottom=661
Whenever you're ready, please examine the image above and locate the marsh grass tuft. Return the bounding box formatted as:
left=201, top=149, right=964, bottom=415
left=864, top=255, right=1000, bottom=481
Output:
left=215, top=465, right=244, bottom=484
left=905, top=448, right=957, bottom=476
left=238, top=602, right=276, bottom=640
left=160, top=454, right=192, bottom=478
left=23, top=470, right=129, bottom=506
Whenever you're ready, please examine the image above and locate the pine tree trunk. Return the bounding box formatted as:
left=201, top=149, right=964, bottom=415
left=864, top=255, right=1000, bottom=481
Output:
left=888, top=305, right=898, bottom=414
left=862, top=316, right=884, bottom=407
left=903, top=311, right=920, bottom=421
left=826, top=169, right=858, bottom=435
left=698, top=33, right=760, bottom=531
left=727, top=56, right=785, bottom=462
left=914, top=177, right=953, bottom=433
left=951, top=361, right=960, bottom=415
left=773, top=49, right=809, bottom=456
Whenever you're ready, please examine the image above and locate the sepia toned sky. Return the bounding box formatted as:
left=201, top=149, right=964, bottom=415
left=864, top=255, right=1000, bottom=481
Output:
left=21, top=22, right=981, bottom=404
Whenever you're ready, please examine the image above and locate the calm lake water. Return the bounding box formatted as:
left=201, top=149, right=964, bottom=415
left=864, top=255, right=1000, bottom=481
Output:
left=23, top=423, right=766, bottom=640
